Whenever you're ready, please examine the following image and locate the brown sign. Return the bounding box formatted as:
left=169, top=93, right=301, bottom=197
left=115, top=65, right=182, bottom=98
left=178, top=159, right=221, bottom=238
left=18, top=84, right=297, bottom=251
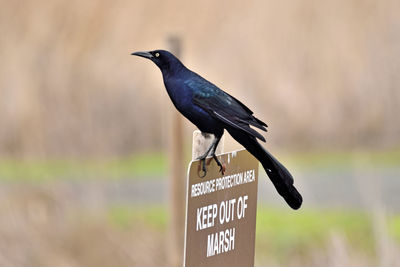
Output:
left=184, top=149, right=259, bottom=267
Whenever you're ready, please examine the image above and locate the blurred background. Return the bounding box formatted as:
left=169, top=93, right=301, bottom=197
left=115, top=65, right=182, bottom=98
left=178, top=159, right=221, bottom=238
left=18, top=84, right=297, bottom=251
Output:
left=0, top=0, right=399, bottom=266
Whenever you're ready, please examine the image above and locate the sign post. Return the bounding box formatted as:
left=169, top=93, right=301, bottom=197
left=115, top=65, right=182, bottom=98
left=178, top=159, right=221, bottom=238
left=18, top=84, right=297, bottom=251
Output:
left=184, top=148, right=259, bottom=267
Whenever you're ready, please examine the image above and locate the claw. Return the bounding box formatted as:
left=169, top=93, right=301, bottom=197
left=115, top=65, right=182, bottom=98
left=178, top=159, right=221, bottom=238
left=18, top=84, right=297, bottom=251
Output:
left=198, top=157, right=207, bottom=178
left=197, top=155, right=226, bottom=177
left=213, top=155, right=226, bottom=175
left=221, top=162, right=226, bottom=175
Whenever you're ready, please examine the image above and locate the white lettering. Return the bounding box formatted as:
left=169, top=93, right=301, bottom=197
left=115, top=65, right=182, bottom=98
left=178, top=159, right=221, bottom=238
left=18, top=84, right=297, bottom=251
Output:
left=206, top=228, right=236, bottom=257
left=191, top=179, right=216, bottom=197
left=196, top=203, right=218, bottom=231
left=219, top=201, right=226, bottom=225
left=196, top=207, right=202, bottom=231
left=207, top=232, right=214, bottom=257
left=237, top=195, right=248, bottom=219
left=219, top=198, right=236, bottom=225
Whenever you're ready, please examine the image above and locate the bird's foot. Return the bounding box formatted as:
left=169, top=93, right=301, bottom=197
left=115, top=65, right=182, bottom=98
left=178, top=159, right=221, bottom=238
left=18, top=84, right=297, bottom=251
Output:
left=197, top=157, right=207, bottom=178
left=197, top=154, right=226, bottom=178
left=213, top=155, right=226, bottom=175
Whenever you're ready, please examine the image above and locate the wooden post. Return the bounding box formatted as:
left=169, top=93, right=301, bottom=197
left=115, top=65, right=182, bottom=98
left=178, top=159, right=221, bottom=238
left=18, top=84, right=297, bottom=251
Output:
left=167, top=36, right=185, bottom=267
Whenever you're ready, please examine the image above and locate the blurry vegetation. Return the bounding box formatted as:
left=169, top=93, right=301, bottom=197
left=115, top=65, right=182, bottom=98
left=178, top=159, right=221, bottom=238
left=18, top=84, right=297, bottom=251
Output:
left=0, top=0, right=399, bottom=266
left=388, top=216, right=400, bottom=242
left=255, top=207, right=374, bottom=258
left=103, top=205, right=399, bottom=266
left=108, top=205, right=386, bottom=254
left=0, top=0, right=399, bottom=158
left=0, top=187, right=398, bottom=266
left=0, top=149, right=398, bottom=181
left=283, top=148, right=400, bottom=170
left=0, top=152, right=167, bottom=181
left=108, top=205, right=167, bottom=230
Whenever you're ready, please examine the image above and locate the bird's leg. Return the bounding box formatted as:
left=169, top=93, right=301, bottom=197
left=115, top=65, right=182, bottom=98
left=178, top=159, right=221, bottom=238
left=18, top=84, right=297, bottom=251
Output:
left=212, top=155, right=225, bottom=175
left=197, top=138, right=217, bottom=178
left=197, top=135, right=224, bottom=177
left=210, top=137, right=225, bottom=175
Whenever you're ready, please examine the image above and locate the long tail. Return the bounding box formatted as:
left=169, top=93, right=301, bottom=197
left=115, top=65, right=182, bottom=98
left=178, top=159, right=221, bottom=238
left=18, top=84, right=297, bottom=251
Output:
left=226, top=127, right=303, bottom=210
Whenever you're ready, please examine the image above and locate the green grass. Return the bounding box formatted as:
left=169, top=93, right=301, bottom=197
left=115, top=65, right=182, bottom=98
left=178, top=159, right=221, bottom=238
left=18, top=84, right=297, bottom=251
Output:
left=0, top=149, right=398, bottom=181
left=255, top=207, right=375, bottom=260
left=106, top=205, right=399, bottom=259
left=108, top=205, right=167, bottom=230
left=0, top=152, right=167, bottom=182
left=282, top=149, right=400, bottom=170
left=388, top=215, right=400, bottom=242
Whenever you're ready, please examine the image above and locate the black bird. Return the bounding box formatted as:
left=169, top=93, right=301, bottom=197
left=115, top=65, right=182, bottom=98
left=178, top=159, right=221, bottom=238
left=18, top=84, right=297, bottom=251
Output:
left=131, top=50, right=302, bottom=210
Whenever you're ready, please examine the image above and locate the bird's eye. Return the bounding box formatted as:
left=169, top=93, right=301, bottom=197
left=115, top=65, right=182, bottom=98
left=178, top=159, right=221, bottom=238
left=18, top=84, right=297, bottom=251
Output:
left=155, top=52, right=160, bottom=57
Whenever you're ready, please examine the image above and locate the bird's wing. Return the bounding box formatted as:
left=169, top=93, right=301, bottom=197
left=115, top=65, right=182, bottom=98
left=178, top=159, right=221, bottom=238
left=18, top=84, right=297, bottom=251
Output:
left=186, top=76, right=268, bottom=142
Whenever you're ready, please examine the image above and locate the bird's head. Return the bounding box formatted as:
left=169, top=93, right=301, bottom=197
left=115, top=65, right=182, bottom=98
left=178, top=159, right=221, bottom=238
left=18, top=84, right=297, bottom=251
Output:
left=131, top=49, right=184, bottom=74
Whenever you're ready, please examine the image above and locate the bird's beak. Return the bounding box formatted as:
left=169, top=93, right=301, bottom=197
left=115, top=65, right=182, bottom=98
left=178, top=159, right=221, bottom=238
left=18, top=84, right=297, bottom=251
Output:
left=131, top=51, right=154, bottom=59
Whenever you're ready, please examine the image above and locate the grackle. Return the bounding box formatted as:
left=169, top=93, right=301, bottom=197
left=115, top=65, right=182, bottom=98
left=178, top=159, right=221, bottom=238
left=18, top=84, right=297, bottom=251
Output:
left=131, top=50, right=302, bottom=210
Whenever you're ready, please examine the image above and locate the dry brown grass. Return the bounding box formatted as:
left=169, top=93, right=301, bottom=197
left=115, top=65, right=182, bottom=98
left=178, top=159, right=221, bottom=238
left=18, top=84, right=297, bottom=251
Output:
left=0, top=185, right=399, bottom=267
left=0, top=0, right=399, bottom=157
left=0, top=186, right=167, bottom=267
